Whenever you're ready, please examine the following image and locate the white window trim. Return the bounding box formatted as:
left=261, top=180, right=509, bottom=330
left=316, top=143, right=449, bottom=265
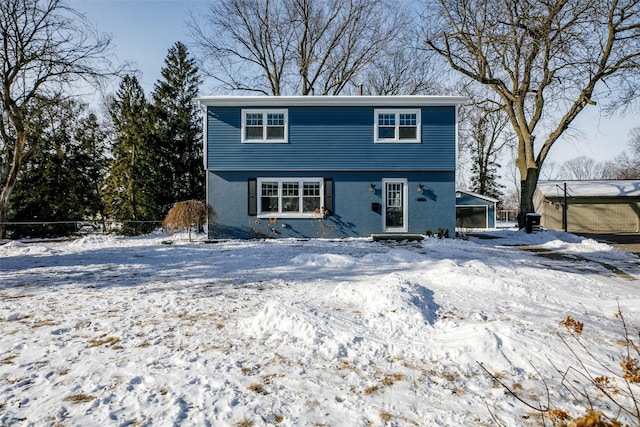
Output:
left=382, top=178, right=408, bottom=232
left=257, top=178, right=324, bottom=218
left=241, top=109, right=288, bottom=143
left=374, top=109, right=421, bottom=143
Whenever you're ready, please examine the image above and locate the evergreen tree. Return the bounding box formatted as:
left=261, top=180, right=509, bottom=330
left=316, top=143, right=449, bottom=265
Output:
left=103, top=75, right=159, bottom=235
left=469, top=146, right=504, bottom=206
left=460, top=102, right=508, bottom=207
left=8, top=98, right=108, bottom=238
left=151, top=42, right=204, bottom=213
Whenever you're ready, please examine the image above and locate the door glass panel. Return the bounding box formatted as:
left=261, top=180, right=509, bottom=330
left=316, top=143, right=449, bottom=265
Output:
left=385, top=182, right=404, bottom=228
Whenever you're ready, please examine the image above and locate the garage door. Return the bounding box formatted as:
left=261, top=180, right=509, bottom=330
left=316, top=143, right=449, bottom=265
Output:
left=569, top=203, right=638, bottom=232
left=456, top=206, right=488, bottom=228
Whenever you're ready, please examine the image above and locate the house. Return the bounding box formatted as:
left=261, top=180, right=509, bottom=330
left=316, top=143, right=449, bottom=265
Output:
left=534, top=180, right=640, bottom=233
left=455, top=190, right=498, bottom=228
left=195, top=96, right=468, bottom=239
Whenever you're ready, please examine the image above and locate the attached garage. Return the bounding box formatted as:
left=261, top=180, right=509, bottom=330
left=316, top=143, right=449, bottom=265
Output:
left=534, top=180, right=640, bottom=233
left=455, top=190, right=498, bottom=229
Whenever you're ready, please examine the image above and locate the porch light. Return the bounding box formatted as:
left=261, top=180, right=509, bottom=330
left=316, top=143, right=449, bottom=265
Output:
left=417, top=183, right=424, bottom=193
left=368, top=183, right=375, bottom=192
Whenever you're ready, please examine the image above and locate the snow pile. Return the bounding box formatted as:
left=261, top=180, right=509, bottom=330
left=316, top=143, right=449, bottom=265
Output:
left=0, top=230, right=638, bottom=426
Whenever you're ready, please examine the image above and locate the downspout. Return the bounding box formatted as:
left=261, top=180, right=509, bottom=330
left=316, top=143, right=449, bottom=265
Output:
left=198, top=101, right=209, bottom=234
left=454, top=103, right=461, bottom=223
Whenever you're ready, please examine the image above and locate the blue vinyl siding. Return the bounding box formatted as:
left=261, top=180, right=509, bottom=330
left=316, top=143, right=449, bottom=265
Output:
left=207, top=106, right=456, bottom=171
left=208, top=171, right=456, bottom=239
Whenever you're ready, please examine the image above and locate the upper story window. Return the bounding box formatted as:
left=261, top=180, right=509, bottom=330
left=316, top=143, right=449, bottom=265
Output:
left=242, top=109, right=288, bottom=143
left=374, top=109, right=421, bottom=143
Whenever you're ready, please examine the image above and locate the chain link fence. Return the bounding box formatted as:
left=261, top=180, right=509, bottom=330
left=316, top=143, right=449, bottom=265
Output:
left=1, top=220, right=164, bottom=240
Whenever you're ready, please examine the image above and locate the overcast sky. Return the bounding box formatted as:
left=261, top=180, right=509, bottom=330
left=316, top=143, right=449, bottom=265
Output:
left=69, top=0, right=637, bottom=167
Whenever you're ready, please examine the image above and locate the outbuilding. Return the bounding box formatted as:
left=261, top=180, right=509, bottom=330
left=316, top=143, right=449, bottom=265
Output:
left=455, top=190, right=498, bottom=229
left=534, top=180, right=640, bottom=233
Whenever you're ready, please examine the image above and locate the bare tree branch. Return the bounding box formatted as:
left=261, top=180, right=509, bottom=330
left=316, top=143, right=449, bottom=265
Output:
left=423, top=0, right=640, bottom=226
left=0, top=0, right=117, bottom=238
left=190, top=0, right=403, bottom=96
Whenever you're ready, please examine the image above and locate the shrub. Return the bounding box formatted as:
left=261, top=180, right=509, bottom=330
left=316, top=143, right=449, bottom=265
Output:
left=480, top=306, right=640, bottom=426
left=162, top=200, right=215, bottom=241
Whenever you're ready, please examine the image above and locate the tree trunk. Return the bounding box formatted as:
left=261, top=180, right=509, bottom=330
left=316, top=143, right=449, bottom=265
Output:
left=0, top=131, right=26, bottom=239
left=0, top=177, right=18, bottom=239
left=0, top=191, right=9, bottom=239
left=518, top=168, right=539, bottom=228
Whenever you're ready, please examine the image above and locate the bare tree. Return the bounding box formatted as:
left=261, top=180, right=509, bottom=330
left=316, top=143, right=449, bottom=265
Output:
left=607, top=152, right=640, bottom=179
left=362, top=37, right=444, bottom=95
left=189, top=0, right=292, bottom=95
left=539, top=160, right=562, bottom=180
left=458, top=89, right=513, bottom=201
left=190, top=0, right=402, bottom=95
left=559, top=156, right=605, bottom=180
left=0, top=0, right=115, bottom=237
left=598, top=127, right=640, bottom=179
left=423, top=0, right=640, bottom=226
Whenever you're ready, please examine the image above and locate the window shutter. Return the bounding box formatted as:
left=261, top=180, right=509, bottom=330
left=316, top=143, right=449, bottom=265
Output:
left=323, top=178, right=333, bottom=215
left=248, top=179, right=257, bottom=216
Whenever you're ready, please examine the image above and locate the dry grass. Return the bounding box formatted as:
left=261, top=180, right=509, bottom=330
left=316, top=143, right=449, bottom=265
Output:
left=380, top=411, right=394, bottom=422
left=380, top=373, right=405, bottom=386
left=247, top=383, right=269, bottom=395
left=363, top=385, right=380, bottom=395
left=1, top=355, right=17, bottom=365
left=63, top=394, right=95, bottom=404
left=234, top=420, right=253, bottom=427
left=88, top=335, right=121, bottom=348
left=31, top=319, right=59, bottom=328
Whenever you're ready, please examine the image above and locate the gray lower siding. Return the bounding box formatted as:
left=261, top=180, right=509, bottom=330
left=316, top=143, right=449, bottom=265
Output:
left=207, top=171, right=456, bottom=239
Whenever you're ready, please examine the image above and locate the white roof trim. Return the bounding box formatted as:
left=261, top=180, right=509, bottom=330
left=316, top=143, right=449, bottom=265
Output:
left=455, top=189, right=499, bottom=203
left=194, top=95, right=469, bottom=107
left=537, top=180, right=640, bottom=198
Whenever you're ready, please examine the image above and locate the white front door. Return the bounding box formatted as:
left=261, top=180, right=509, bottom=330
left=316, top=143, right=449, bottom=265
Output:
left=383, top=178, right=408, bottom=232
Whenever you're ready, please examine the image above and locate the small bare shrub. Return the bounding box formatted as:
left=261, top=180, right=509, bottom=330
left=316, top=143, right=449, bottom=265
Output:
left=480, top=306, right=640, bottom=426
left=162, top=200, right=215, bottom=241
left=249, top=217, right=278, bottom=238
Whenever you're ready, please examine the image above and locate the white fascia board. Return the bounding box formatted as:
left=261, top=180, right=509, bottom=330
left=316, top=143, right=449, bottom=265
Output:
left=456, top=189, right=499, bottom=203
left=194, top=95, right=470, bottom=107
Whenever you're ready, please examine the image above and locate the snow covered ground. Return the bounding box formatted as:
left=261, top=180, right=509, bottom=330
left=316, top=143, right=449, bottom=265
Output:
left=1, top=229, right=639, bottom=426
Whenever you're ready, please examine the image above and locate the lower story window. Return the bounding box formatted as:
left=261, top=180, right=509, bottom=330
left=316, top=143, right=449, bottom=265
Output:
left=257, top=178, right=323, bottom=217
